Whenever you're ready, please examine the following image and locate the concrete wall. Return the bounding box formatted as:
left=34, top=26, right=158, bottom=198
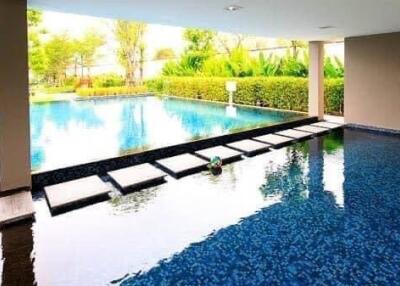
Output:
left=345, top=32, right=400, bottom=130
left=308, top=41, right=324, bottom=119
left=0, top=0, right=31, bottom=191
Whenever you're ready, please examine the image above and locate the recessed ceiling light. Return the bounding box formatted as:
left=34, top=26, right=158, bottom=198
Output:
left=319, top=26, right=335, bottom=30
left=225, top=5, right=243, bottom=12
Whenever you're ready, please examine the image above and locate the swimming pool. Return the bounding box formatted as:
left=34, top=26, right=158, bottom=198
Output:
left=2, top=128, right=400, bottom=285
left=30, top=96, right=305, bottom=172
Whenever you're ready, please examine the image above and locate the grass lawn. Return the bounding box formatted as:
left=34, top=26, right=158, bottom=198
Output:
left=30, top=93, right=76, bottom=103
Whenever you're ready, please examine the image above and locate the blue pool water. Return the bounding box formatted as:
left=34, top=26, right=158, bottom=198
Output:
left=1, top=128, right=399, bottom=285
left=30, top=96, right=305, bottom=172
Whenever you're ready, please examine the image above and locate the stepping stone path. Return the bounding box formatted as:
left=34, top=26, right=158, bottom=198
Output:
left=0, top=191, right=34, bottom=226
left=312, top=121, right=344, bottom=129
left=276, top=129, right=313, bottom=140
left=108, top=163, right=167, bottom=191
left=253, top=134, right=294, bottom=146
left=45, top=175, right=111, bottom=212
left=295, top=125, right=330, bottom=134
left=156, top=153, right=209, bottom=178
left=226, top=139, right=270, bottom=156
left=195, top=146, right=242, bottom=163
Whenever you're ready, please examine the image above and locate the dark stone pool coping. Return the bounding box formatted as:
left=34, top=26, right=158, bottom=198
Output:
left=346, top=123, right=400, bottom=136
left=31, top=116, right=318, bottom=191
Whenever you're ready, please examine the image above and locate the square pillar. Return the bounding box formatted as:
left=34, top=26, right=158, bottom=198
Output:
left=308, top=41, right=325, bottom=119
left=0, top=0, right=31, bottom=191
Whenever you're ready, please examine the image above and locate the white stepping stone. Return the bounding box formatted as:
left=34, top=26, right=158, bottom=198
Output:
left=0, top=191, right=34, bottom=226
left=195, top=146, right=243, bottom=162
left=108, top=163, right=167, bottom=190
left=276, top=129, right=313, bottom=139
left=226, top=139, right=270, bottom=156
left=294, top=125, right=329, bottom=134
left=156, top=153, right=208, bottom=177
left=253, top=134, right=294, bottom=146
left=45, top=175, right=111, bottom=211
left=312, top=121, right=343, bottom=129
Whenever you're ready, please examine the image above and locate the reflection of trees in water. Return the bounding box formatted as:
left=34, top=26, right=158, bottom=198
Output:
left=109, top=187, right=160, bottom=214
left=260, top=147, right=309, bottom=203
left=260, top=138, right=340, bottom=209
left=119, top=101, right=147, bottom=154
left=1, top=223, right=35, bottom=285
left=323, top=129, right=344, bottom=155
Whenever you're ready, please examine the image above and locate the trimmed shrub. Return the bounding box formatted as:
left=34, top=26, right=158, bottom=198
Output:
left=40, top=86, right=76, bottom=94
left=146, top=76, right=344, bottom=115
left=92, top=73, right=125, bottom=88
left=77, top=86, right=147, bottom=97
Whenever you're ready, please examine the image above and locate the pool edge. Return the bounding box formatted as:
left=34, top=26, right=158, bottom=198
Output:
left=31, top=116, right=318, bottom=191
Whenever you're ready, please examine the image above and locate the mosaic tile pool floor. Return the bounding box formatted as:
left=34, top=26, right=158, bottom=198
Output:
left=1, top=128, right=400, bottom=285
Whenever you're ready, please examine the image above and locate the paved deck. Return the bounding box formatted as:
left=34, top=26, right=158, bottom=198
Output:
left=108, top=163, right=167, bottom=190
left=276, top=129, right=314, bottom=139
left=252, top=134, right=294, bottom=146
left=195, top=146, right=243, bottom=163
left=0, top=191, right=34, bottom=226
left=312, top=121, right=344, bottom=129
left=226, top=139, right=270, bottom=156
left=45, top=175, right=111, bottom=211
left=294, top=125, right=330, bottom=134
left=156, top=153, right=209, bottom=178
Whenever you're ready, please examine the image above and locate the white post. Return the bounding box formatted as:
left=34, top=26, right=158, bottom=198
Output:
left=226, top=81, right=237, bottom=107
left=0, top=0, right=31, bottom=191
left=225, top=81, right=237, bottom=117
left=308, top=41, right=325, bottom=119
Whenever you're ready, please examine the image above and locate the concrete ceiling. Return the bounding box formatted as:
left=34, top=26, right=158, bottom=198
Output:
left=28, top=0, right=400, bottom=40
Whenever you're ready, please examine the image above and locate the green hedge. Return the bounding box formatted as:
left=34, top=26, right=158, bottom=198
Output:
left=76, top=86, right=148, bottom=97
left=146, top=77, right=344, bottom=115
left=324, top=78, right=344, bottom=115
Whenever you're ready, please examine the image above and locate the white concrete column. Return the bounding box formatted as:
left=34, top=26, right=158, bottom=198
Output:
left=0, top=0, right=31, bottom=191
left=308, top=41, right=325, bottom=119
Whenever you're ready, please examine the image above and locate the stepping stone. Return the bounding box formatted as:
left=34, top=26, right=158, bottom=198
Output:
left=108, top=163, right=167, bottom=191
left=45, top=175, right=111, bottom=212
left=156, top=153, right=208, bottom=178
left=294, top=125, right=330, bottom=134
left=253, top=134, right=294, bottom=146
left=276, top=129, right=313, bottom=139
left=0, top=191, right=34, bottom=226
left=226, top=139, right=270, bottom=156
left=311, top=121, right=343, bottom=129
left=195, top=146, right=243, bottom=163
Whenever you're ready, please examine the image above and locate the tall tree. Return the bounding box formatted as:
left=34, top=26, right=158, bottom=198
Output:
left=27, top=9, right=42, bottom=27
left=216, top=33, right=246, bottom=55
left=74, top=30, right=105, bottom=83
left=182, top=28, right=216, bottom=72
left=43, top=34, right=75, bottom=86
left=114, top=20, right=147, bottom=86
left=183, top=28, right=215, bottom=53
left=139, top=42, right=146, bottom=84
left=27, top=9, right=46, bottom=81
left=162, top=28, right=216, bottom=76
left=277, top=39, right=307, bottom=59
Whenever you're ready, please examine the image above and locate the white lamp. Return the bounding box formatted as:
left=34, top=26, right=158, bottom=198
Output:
left=226, top=81, right=237, bottom=106
left=225, top=81, right=237, bottom=117
left=226, top=81, right=237, bottom=93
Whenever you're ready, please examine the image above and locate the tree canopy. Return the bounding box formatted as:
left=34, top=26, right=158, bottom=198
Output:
left=114, top=20, right=147, bottom=86
left=43, top=34, right=75, bottom=85
left=74, top=30, right=105, bottom=79
left=154, top=48, right=176, bottom=60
